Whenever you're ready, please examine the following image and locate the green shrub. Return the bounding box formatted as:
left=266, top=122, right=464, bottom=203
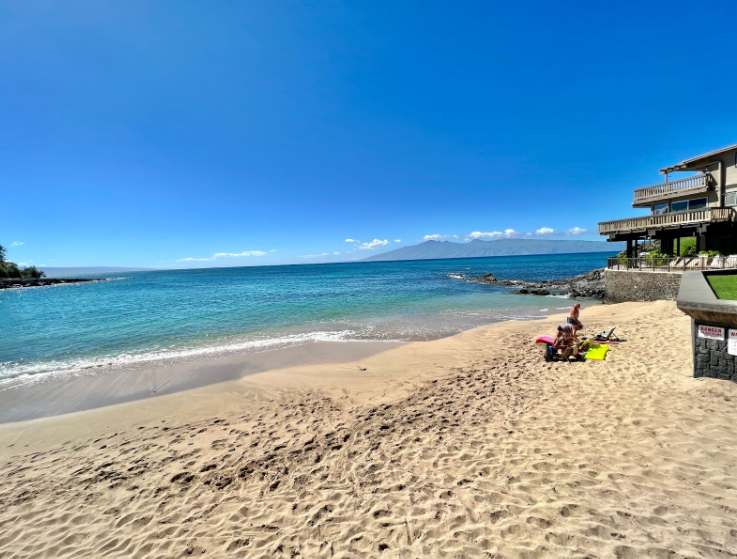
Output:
left=680, top=237, right=697, bottom=256
left=21, top=265, right=45, bottom=279
left=2, top=262, right=21, bottom=278
left=698, top=250, right=722, bottom=257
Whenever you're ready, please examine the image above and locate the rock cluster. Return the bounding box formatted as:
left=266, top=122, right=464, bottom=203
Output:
left=450, top=268, right=606, bottom=299
left=0, top=278, right=103, bottom=290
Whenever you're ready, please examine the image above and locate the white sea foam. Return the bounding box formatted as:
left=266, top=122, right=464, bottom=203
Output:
left=0, top=330, right=399, bottom=391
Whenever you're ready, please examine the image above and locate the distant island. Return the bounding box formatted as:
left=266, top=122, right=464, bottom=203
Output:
left=361, top=238, right=623, bottom=262
left=40, top=266, right=153, bottom=277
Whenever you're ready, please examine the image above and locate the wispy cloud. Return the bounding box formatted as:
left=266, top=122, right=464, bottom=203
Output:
left=344, top=238, right=360, bottom=243
left=212, top=251, right=268, bottom=259
left=394, top=239, right=401, bottom=243
left=358, top=239, right=390, bottom=250
left=11, top=241, right=24, bottom=246
left=298, top=252, right=332, bottom=258
left=422, top=234, right=459, bottom=241
left=466, top=231, right=504, bottom=240
left=177, top=250, right=270, bottom=262
left=565, top=227, right=588, bottom=235
left=333, top=251, right=341, bottom=255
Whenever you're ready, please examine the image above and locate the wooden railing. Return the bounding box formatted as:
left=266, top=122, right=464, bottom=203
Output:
left=607, top=256, right=737, bottom=272
left=633, top=174, right=711, bottom=206
left=598, top=208, right=736, bottom=235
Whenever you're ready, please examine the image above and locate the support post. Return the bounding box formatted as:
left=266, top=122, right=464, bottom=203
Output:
left=676, top=236, right=681, bottom=257
left=697, top=235, right=707, bottom=252
left=626, top=239, right=633, bottom=259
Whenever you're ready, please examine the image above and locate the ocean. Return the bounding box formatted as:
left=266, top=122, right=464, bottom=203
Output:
left=0, top=252, right=614, bottom=389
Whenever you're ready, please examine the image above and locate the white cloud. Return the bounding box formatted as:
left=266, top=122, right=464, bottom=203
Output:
left=565, top=227, right=588, bottom=235
left=333, top=251, right=341, bottom=255
left=504, top=229, right=519, bottom=237
left=212, top=251, right=268, bottom=259
left=394, top=239, right=401, bottom=243
left=359, top=239, right=390, bottom=250
left=422, top=234, right=459, bottom=241
left=466, top=231, right=504, bottom=240
left=535, top=227, right=555, bottom=235
left=177, top=250, right=270, bottom=262
left=298, top=252, right=332, bottom=258
left=11, top=241, right=24, bottom=247
left=344, top=238, right=360, bottom=243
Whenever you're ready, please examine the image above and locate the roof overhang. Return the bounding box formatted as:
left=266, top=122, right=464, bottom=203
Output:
left=660, top=143, right=737, bottom=174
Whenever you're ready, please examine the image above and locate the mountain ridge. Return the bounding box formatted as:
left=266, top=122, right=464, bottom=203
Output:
left=361, top=238, right=621, bottom=262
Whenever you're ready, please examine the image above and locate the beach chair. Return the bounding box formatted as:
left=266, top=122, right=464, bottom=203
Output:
left=594, top=328, right=620, bottom=342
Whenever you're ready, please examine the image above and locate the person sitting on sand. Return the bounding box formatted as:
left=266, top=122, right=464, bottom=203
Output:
left=568, top=303, right=583, bottom=330
left=555, top=323, right=579, bottom=348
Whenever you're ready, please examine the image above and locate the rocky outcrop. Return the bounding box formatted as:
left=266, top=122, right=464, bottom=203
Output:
left=450, top=268, right=606, bottom=299
left=468, top=273, right=496, bottom=284
left=0, top=278, right=104, bottom=290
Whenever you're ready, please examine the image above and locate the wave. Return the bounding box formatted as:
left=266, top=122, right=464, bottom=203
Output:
left=0, top=330, right=401, bottom=391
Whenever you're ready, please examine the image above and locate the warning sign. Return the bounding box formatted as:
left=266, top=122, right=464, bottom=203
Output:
left=728, top=329, right=737, bottom=356
left=697, top=325, right=725, bottom=340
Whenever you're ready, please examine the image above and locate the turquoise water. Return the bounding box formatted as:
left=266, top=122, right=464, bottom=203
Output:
left=0, top=252, right=614, bottom=388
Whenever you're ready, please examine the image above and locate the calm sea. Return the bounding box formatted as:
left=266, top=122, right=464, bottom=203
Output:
left=0, top=252, right=614, bottom=388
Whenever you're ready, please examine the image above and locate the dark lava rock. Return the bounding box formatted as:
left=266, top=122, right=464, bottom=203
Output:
left=0, top=278, right=105, bottom=290
left=463, top=268, right=606, bottom=299
left=468, top=273, right=497, bottom=284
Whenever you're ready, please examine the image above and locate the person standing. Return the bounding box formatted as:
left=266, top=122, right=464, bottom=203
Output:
left=568, top=303, right=582, bottom=330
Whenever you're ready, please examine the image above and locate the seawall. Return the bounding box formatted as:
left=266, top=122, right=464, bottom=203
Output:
left=604, top=270, right=682, bottom=303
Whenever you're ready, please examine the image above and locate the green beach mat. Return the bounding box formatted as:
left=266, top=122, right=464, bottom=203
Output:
left=585, top=344, right=609, bottom=361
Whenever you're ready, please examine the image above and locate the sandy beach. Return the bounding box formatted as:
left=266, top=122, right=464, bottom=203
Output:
left=1, top=300, right=736, bottom=558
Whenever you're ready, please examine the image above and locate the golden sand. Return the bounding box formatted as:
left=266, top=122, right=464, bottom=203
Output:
left=1, top=301, right=736, bottom=558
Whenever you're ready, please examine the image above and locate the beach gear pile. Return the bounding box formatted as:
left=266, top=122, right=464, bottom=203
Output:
left=536, top=327, right=619, bottom=363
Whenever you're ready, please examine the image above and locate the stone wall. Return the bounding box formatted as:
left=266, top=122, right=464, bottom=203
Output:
left=604, top=270, right=682, bottom=303
left=692, top=321, right=737, bottom=382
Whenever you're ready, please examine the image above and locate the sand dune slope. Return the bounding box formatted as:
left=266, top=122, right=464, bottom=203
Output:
left=1, top=301, right=737, bottom=558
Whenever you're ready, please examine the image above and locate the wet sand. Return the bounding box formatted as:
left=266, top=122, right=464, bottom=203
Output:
left=1, top=301, right=737, bottom=558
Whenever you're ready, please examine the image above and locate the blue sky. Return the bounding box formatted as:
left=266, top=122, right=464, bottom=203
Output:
left=2, top=1, right=736, bottom=268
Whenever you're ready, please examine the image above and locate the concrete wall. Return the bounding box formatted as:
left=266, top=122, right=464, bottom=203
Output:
left=692, top=321, right=737, bottom=382
left=604, top=270, right=682, bottom=303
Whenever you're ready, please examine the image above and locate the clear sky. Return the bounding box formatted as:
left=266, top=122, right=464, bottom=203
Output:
left=3, top=1, right=736, bottom=268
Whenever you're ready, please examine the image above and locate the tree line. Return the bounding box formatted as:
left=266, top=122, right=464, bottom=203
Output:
left=0, top=244, right=45, bottom=279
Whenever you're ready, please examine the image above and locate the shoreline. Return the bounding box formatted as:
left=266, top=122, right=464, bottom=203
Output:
left=2, top=301, right=588, bottom=396
left=0, top=340, right=404, bottom=424
left=0, top=300, right=660, bottom=443
left=0, top=300, right=594, bottom=424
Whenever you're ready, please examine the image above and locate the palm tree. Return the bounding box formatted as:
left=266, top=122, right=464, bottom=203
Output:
left=0, top=244, right=6, bottom=263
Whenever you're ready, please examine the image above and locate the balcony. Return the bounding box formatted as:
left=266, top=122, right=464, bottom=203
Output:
left=632, top=174, right=712, bottom=207
left=598, top=207, right=736, bottom=236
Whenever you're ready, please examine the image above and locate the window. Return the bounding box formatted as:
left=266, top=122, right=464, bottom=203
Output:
left=653, top=203, right=668, bottom=215
left=671, top=197, right=708, bottom=212
left=726, top=191, right=737, bottom=206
